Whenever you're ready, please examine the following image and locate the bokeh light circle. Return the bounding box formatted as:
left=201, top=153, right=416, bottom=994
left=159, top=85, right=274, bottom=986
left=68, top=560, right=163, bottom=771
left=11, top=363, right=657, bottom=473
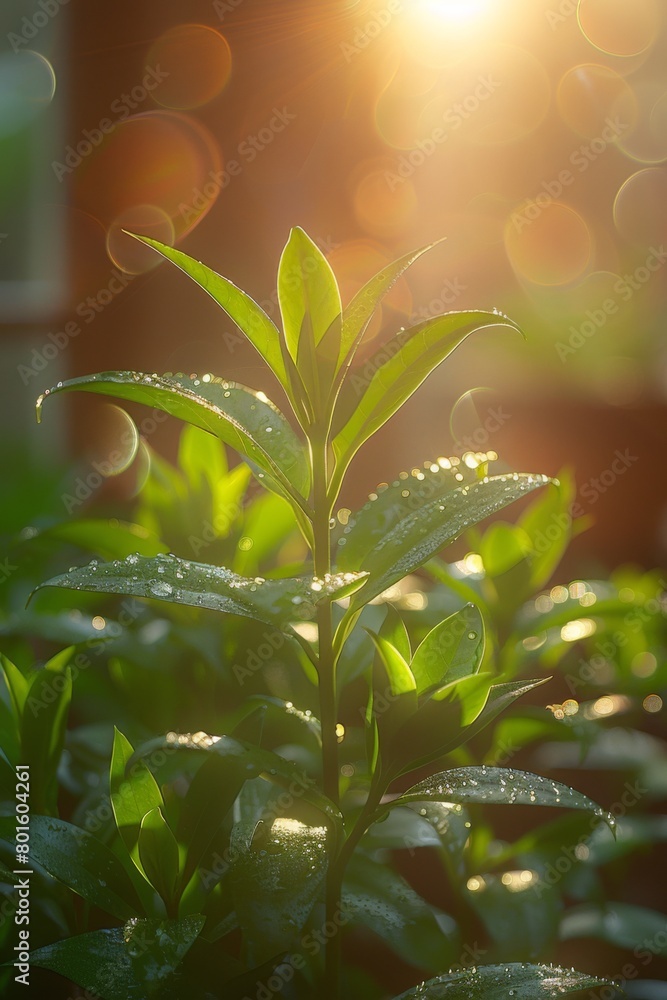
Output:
left=106, top=205, right=176, bottom=274
left=88, top=405, right=140, bottom=477
left=146, top=24, right=232, bottom=109
left=0, top=50, right=56, bottom=137
left=504, top=202, right=592, bottom=286
left=75, top=111, right=222, bottom=240
left=613, top=168, right=667, bottom=247
left=352, top=159, right=417, bottom=238
left=616, top=83, right=667, bottom=164
left=577, top=0, right=661, bottom=58
left=557, top=64, right=637, bottom=140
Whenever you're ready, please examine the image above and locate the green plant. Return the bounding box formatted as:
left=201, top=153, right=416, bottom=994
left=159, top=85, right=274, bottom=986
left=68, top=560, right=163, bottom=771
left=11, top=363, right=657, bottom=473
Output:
left=0, top=228, right=629, bottom=999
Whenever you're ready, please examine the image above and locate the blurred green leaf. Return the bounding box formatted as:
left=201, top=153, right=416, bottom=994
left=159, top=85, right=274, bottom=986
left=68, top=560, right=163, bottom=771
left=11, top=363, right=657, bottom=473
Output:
left=21, top=647, right=73, bottom=815
left=561, top=903, right=667, bottom=956
left=36, top=520, right=168, bottom=560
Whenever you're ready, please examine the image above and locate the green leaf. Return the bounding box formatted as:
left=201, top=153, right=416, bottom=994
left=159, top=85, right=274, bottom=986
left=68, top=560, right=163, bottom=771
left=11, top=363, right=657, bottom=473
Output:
left=32, top=553, right=367, bottom=631
left=385, top=677, right=550, bottom=778
left=343, top=854, right=457, bottom=973
left=332, top=311, right=521, bottom=478
left=479, top=521, right=532, bottom=577
left=390, top=963, right=621, bottom=999
left=21, top=647, right=73, bottom=815
left=337, top=459, right=552, bottom=610
left=36, top=371, right=311, bottom=511
left=110, top=728, right=164, bottom=868
left=230, top=816, right=328, bottom=965
left=126, top=233, right=289, bottom=391
left=410, top=605, right=484, bottom=696
left=0, top=652, right=29, bottom=720
left=178, top=421, right=227, bottom=488
left=129, top=732, right=343, bottom=830
left=278, top=227, right=342, bottom=364
left=380, top=604, right=411, bottom=662
left=0, top=815, right=142, bottom=920
left=560, top=903, right=667, bottom=956
left=36, top=519, right=168, bottom=560
left=337, top=240, right=442, bottom=372
left=391, top=766, right=615, bottom=831
left=367, top=632, right=416, bottom=697
left=517, top=469, right=579, bottom=589
left=138, top=807, right=181, bottom=907
left=176, top=752, right=247, bottom=892
left=27, top=916, right=205, bottom=1000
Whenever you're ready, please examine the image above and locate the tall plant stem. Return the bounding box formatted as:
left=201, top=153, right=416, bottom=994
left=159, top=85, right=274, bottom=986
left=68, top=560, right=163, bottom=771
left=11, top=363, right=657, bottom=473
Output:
left=310, top=425, right=342, bottom=999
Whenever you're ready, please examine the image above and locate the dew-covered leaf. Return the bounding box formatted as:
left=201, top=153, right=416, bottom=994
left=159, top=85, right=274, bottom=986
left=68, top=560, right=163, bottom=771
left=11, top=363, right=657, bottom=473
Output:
left=27, top=915, right=205, bottom=1000
left=0, top=815, right=142, bottom=920
left=32, top=552, right=367, bottom=630
left=332, top=312, right=521, bottom=477
left=390, top=962, right=621, bottom=999
left=343, top=854, right=458, bottom=972
left=127, top=233, right=289, bottom=391
left=36, top=371, right=310, bottom=508
left=391, top=766, right=615, bottom=832
left=337, top=457, right=552, bottom=609
left=230, top=817, right=328, bottom=965
left=410, top=605, right=484, bottom=696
